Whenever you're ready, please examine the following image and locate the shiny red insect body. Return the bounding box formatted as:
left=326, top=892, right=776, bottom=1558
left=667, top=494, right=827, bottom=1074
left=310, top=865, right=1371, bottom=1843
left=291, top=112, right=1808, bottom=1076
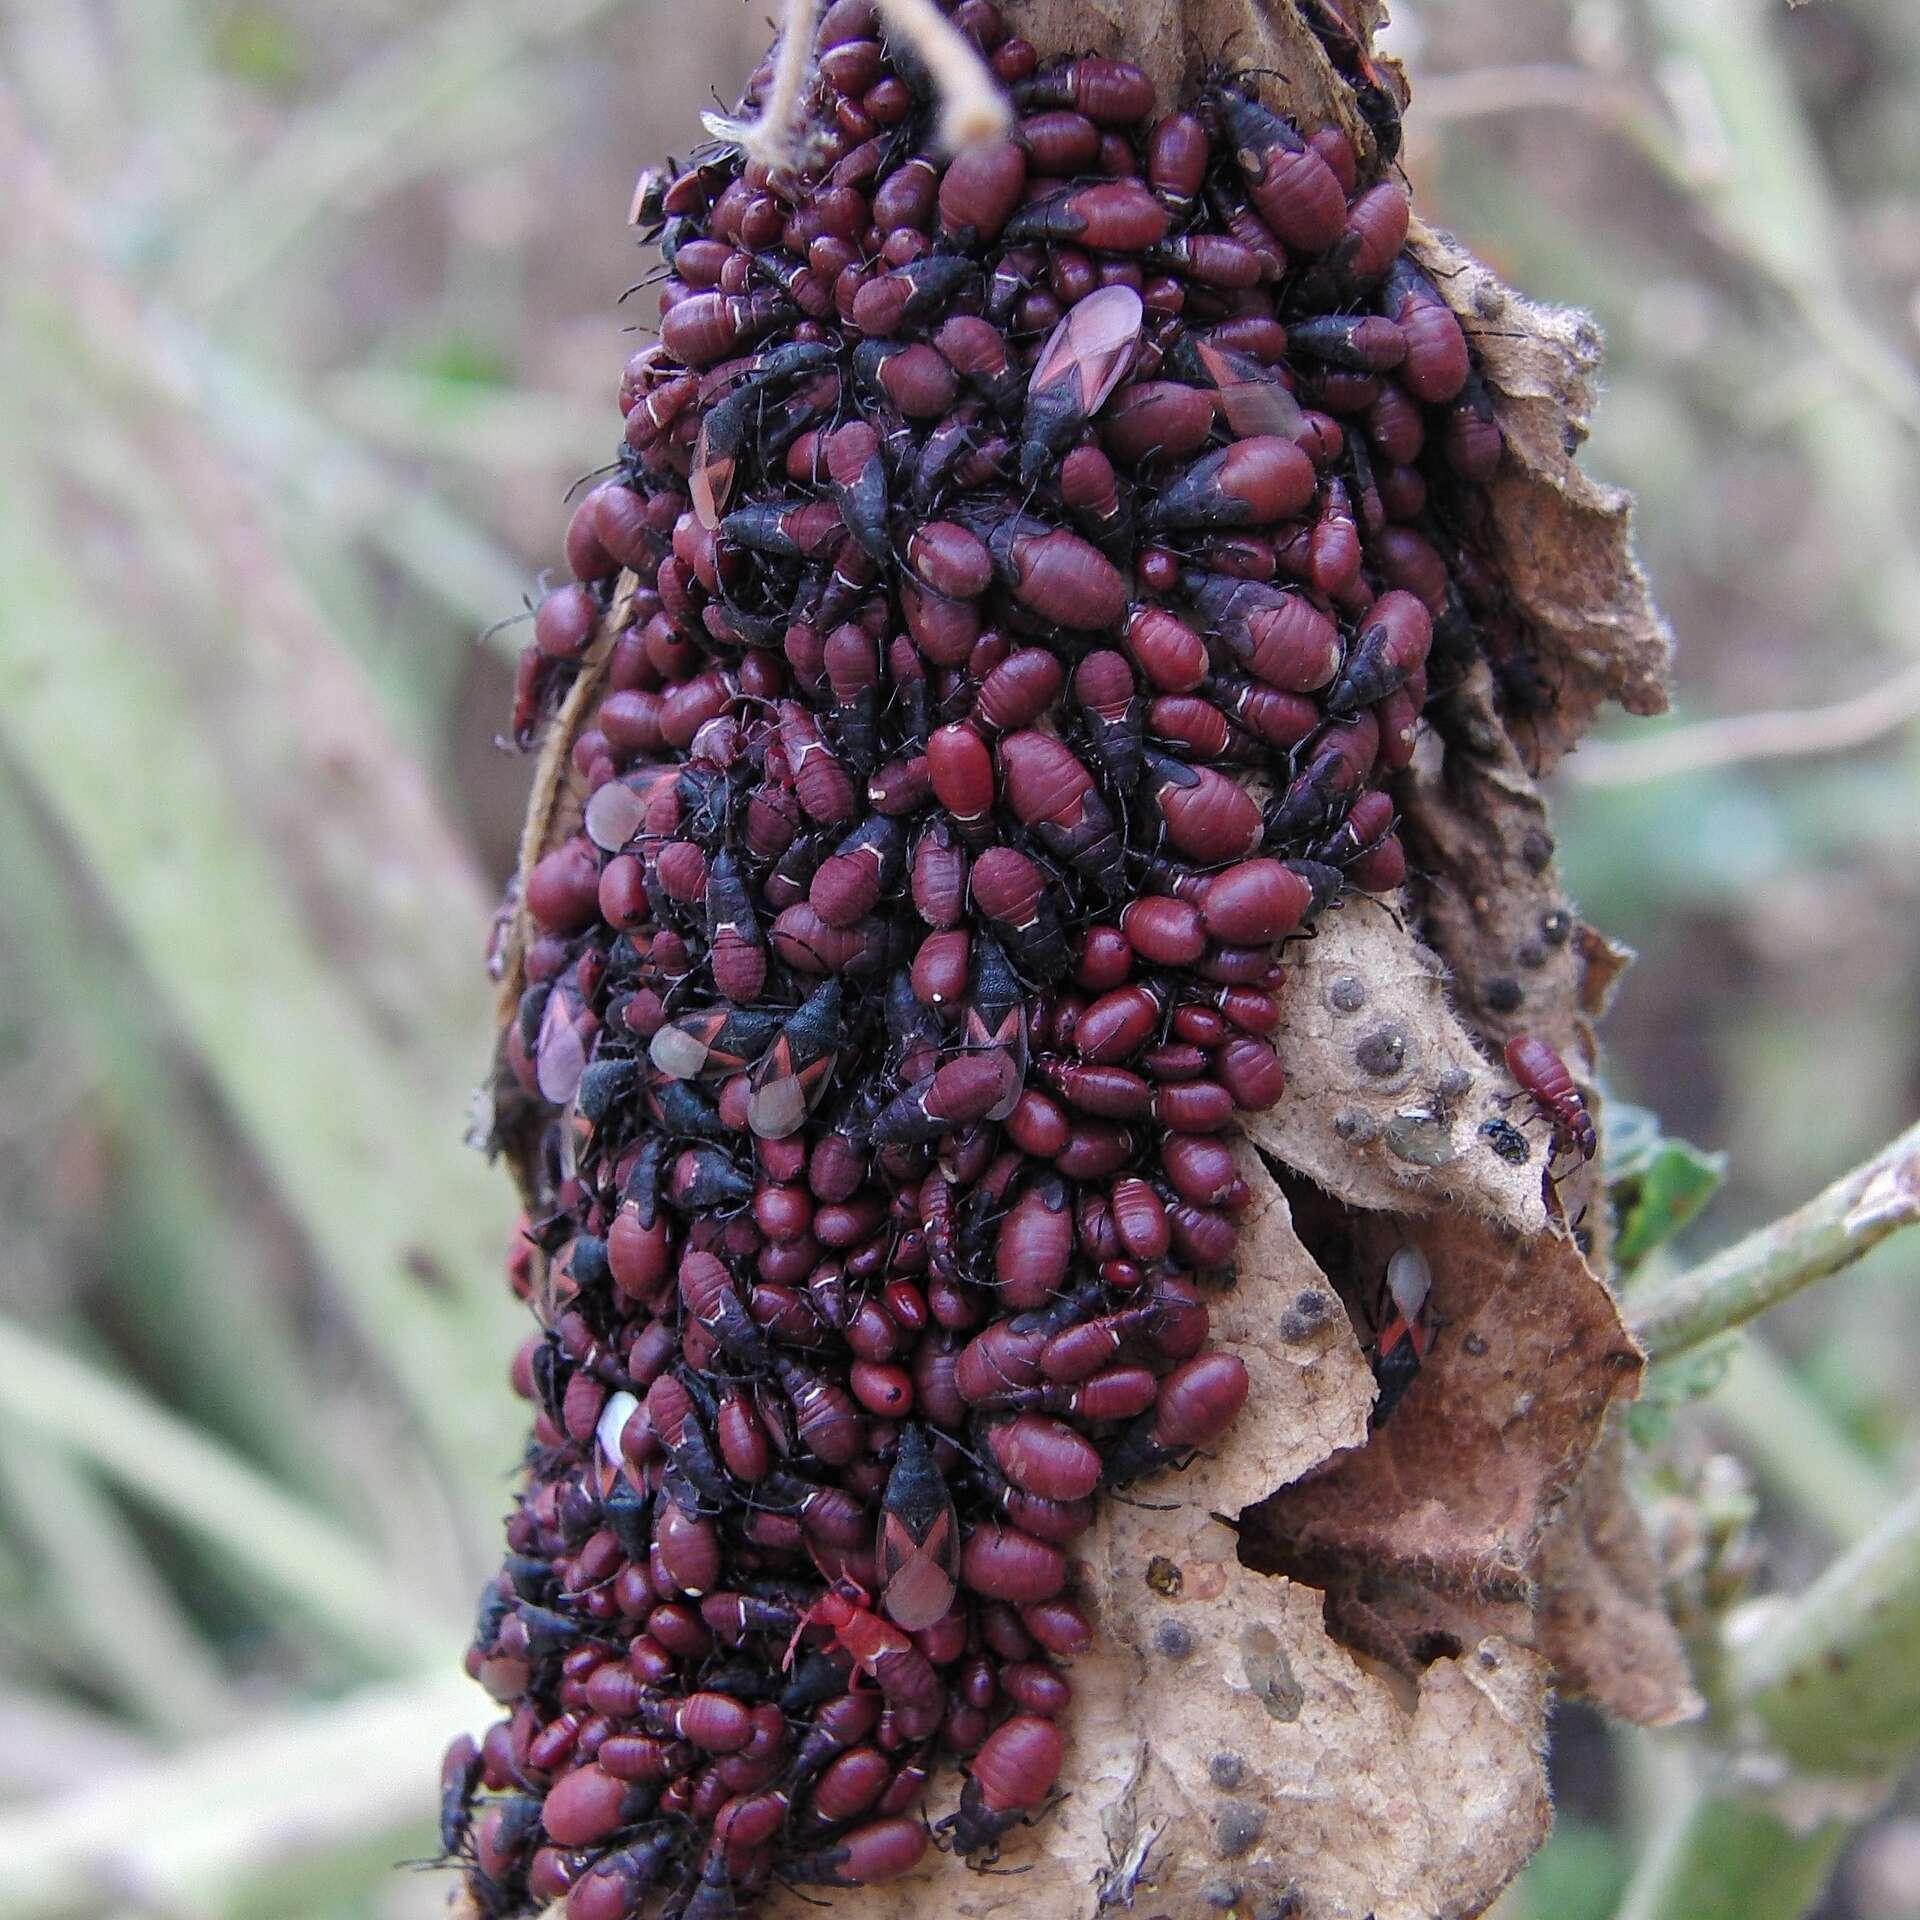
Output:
left=1504, top=1034, right=1597, bottom=1160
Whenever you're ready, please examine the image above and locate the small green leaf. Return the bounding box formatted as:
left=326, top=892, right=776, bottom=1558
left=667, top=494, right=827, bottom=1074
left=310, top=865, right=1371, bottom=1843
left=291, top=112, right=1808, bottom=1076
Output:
left=209, top=9, right=308, bottom=90
left=1600, top=1099, right=1666, bottom=1184
left=1610, top=1117, right=1726, bottom=1275
left=1630, top=1338, right=1740, bottom=1445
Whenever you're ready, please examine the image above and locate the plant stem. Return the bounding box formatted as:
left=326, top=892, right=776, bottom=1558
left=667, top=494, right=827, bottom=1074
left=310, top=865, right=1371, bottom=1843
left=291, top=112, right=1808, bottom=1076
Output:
left=1613, top=1784, right=1852, bottom=1920
left=1613, top=1490, right=1920, bottom=1920
left=1735, top=1489, right=1920, bottom=1772
left=1629, top=1119, right=1920, bottom=1359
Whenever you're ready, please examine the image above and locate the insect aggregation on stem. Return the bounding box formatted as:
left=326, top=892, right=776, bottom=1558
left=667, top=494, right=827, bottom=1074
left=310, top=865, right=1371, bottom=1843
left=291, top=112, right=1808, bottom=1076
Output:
left=454, top=1, right=1566, bottom=1912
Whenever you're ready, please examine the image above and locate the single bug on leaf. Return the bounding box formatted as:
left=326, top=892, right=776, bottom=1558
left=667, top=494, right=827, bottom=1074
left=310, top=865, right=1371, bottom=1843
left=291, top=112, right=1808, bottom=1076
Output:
left=1370, top=1244, right=1436, bottom=1429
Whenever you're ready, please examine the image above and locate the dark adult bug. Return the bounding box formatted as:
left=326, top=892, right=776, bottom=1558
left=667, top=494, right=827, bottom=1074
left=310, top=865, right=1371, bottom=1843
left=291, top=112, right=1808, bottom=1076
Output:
left=875, top=1424, right=962, bottom=1629
left=1369, top=1244, right=1436, bottom=1429
left=1018, top=284, right=1144, bottom=484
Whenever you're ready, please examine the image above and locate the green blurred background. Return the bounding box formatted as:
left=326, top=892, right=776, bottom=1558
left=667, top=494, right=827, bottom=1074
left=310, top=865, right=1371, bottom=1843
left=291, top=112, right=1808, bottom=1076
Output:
left=0, top=1, right=1914, bottom=1914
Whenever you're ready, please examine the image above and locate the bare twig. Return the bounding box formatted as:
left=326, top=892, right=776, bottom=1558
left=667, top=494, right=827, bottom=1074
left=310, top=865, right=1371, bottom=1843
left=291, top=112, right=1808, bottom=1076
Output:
left=703, top=0, right=821, bottom=163
left=1630, top=1119, right=1920, bottom=1360
left=875, top=0, right=1010, bottom=149
left=1568, top=660, right=1920, bottom=785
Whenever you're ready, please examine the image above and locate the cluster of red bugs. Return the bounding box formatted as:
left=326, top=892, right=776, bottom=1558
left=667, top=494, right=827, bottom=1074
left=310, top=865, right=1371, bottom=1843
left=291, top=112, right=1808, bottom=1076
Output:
left=448, top=2, right=1588, bottom=1912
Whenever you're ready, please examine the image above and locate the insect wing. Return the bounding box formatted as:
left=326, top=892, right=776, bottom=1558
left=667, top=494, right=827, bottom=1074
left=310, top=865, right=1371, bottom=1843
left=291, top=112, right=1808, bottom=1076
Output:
left=691, top=411, right=736, bottom=529
left=1195, top=340, right=1307, bottom=442
left=1028, top=284, right=1145, bottom=418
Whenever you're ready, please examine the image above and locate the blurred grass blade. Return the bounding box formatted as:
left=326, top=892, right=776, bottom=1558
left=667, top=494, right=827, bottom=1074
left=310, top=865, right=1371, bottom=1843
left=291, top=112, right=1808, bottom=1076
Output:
left=0, top=1671, right=479, bottom=1920
left=1707, top=1339, right=1900, bottom=1548
left=0, top=1318, right=451, bottom=1673
left=0, top=1430, right=229, bottom=1737
left=187, top=332, right=537, bottom=637
left=169, top=0, right=631, bottom=312
left=0, top=764, right=336, bottom=1506
left=0, top=481, right=519, bottom=1514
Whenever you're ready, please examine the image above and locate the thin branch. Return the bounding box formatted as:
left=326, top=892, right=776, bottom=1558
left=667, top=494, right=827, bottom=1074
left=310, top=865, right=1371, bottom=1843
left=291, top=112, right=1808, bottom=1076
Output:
left=707, top=0, right=1008, bottom=158
left=1630, top=1119, right=1920, bottom=1360
left=1568, top=660, right=1920, bottom=785
left=1736, top=1488, right=1920, bottom=1772
left=704, top=0, right=820, bottom=163
left=1710, top=1340, right=1900, bottom=1549
left=875, top=0, right=1010, bottom=149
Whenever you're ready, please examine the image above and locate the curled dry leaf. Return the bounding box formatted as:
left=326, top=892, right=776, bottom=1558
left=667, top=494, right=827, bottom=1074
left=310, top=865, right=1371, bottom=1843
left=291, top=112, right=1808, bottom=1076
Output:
left=1403, top=664, right=1589, bottom=1060
left=1400, top=661, right=1614, bottom=1246
left=1240, top=1199, right=1643, bottom=1668
left=1246, top=908, right=1551, bottom=1236
left=1532, top=1430, right=1706, bottom=1728
left=1406, top=220, right=1672, bottom=767
left=748, top=1151, right=1550, bottom=1920
left=1393, top=647, right=1693, bottom=1727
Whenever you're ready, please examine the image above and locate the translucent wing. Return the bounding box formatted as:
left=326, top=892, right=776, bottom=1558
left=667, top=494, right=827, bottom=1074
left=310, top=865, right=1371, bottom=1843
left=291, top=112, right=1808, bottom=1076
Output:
left=1029, top=284, right=1145, bottom=415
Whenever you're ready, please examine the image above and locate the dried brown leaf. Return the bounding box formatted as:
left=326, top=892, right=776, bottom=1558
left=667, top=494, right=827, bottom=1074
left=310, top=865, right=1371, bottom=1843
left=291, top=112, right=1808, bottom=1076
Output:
left=1397, top=663, right=1618, bottom=1247
left=1407, top=224, right=1672, bottom=766
left=1403, top=667, right=1586, bottom=1055
left=1246, top=911, right=1550, bottom=1237
left=1240, top=1207, right=1643, bottom=1673
left=751, top=1154, right=1548, bottom=1920
left=1532, top=1429, right=1703, bottom=1727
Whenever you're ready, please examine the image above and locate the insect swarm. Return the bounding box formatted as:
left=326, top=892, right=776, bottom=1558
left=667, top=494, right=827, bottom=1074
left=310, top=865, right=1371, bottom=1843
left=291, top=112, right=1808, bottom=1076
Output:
left=455, top=0, right=1682, bottom=1914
